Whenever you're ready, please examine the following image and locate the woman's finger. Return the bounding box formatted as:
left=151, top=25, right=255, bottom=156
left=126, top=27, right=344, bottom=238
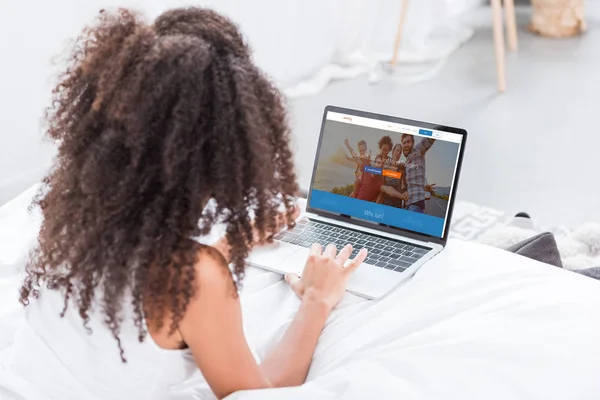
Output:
left=336, top=244, right=352, bottom=264
left=284, top=273, right=302, bottom=296
left=309, top=243, right=323, bottom=256
left=344, top=248, right=368, bottom=275
left=324, top=243, right=337, bottom=258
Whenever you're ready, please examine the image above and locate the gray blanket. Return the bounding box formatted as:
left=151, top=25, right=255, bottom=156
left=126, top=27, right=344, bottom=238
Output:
left=506, top=232, right=600, bottom=280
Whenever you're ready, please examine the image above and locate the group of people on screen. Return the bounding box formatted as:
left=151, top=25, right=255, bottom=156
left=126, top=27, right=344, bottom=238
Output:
left=343, top=134, right=435, bottom=214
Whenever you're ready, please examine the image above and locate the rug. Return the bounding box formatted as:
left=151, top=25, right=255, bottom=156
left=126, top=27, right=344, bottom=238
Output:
left=449, top=201, right=600, bottom=271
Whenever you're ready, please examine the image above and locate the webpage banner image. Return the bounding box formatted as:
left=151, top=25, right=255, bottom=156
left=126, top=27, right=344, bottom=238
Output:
left=310, top=118, right=461, bottom=238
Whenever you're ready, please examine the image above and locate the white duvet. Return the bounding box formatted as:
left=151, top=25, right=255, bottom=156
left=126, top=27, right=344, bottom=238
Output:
left=2, top=186, right=600, bottom=400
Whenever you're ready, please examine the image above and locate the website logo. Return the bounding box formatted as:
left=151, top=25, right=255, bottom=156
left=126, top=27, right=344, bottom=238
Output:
left=343, top=116, right=353, bottom=122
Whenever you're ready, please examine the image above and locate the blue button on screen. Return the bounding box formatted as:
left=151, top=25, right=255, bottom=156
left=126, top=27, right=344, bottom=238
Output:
left=364, top=166, right=382, bottom=175
left=419, top=129, right=433, bottom=136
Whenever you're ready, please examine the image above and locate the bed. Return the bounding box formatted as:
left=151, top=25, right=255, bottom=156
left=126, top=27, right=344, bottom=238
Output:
left=2, top=186, right=600, bottom=400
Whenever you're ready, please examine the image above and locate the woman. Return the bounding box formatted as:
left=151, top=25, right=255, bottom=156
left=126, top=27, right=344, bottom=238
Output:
left=355, top=154, right=385, bottom=202
left=0, top=8, right=366, bottom=400
left=378, top=143, right=408, bottom=207
left=355, top=136, right=392, bottom=202
left=378, top=135, right=393, bottom=167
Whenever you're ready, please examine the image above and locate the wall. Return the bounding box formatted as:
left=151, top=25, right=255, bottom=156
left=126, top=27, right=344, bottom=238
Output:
left=0, top=0, right=337, bottom=205
left=0, top=0, right=153, bottom=205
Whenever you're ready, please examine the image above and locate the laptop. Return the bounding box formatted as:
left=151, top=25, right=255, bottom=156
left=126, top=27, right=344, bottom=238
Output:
left=247, top=105, right=467, bottom=299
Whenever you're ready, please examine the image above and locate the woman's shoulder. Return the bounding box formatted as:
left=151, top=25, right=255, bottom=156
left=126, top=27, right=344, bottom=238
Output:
left=192, top=244, right=236, bottom=294
left=147, top=243, right=235, bottom=350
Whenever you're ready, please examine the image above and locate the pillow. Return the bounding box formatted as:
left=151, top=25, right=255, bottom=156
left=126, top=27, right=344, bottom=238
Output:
left=505, top=232, right=563, bottom=268
left=506, top=232, right=600, bottom=281
left=575, top=267, right=600, bottom=280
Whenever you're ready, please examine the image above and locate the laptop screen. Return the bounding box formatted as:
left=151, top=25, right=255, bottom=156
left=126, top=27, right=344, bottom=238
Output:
left=308, top=110, right=464, bottom=239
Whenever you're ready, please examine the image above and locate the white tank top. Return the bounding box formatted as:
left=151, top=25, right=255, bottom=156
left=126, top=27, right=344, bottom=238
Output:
left=0, top=286, right=198, bottom=400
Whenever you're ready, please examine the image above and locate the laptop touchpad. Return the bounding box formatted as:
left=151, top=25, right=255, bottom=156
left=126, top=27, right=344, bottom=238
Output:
left=247, top=242, right=301, bottom=269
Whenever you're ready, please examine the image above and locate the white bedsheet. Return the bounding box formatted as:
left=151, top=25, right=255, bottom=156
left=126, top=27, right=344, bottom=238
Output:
left=2, top=186, right=600, bottom=400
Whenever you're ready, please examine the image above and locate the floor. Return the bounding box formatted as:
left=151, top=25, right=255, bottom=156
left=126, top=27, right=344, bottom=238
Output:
left=289, top=5, right=600, bottom=227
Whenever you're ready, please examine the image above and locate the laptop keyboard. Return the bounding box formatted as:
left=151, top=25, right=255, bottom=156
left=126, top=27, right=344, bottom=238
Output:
left=273, top=220, right=430, bottom=273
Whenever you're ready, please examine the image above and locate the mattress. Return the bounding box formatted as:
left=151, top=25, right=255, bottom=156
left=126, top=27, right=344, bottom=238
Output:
left=2, top=185, right=600, bottom=400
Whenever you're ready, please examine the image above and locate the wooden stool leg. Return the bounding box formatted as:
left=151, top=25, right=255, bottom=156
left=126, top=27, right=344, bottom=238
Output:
left=491, top=0, right=506, bottom=92
left=390, top=0, right=410, bottom=67
left=504, top=0, right=518, bottom=51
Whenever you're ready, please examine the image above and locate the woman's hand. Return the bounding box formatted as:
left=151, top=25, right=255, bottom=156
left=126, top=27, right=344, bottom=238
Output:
left=285, top=243, right=367, bottom=311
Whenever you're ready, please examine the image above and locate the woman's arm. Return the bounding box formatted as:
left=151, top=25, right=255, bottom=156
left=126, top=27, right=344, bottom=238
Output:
left=179, top=243, right=366, bottom=398
left=178, top=253, right=325, bottom=397
left=344, top=139, right=362, bottom=165
left=258, top=294, right=330, bottom=386
left=178, top=254, right=269, bottom=398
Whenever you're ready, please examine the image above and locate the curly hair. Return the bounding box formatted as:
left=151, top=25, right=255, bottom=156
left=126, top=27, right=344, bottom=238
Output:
left=19, top=7, right=298, bottom=361
left=378, top=135, right=393, bottom=150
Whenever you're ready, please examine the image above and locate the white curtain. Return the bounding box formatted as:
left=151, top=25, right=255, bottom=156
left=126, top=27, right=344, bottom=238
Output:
left=176, top=0, right=480, bottom=97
